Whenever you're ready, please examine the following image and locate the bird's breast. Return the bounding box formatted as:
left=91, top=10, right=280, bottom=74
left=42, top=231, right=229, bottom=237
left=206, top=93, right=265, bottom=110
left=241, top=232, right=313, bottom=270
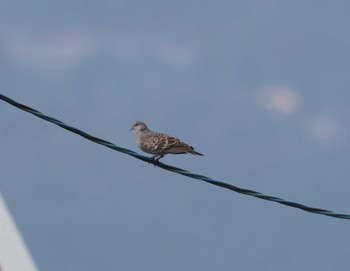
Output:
left=136, top=134, right=142, bottom=147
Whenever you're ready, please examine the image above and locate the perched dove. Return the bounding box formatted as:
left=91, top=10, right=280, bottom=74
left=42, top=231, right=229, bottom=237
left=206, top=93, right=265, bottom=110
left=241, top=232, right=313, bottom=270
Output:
left=130, top=121, right=204, bottom=162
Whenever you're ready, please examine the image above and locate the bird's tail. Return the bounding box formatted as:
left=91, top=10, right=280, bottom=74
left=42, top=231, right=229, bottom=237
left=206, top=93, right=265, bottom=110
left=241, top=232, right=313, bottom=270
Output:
left=190, top=150, right=204, bottom=156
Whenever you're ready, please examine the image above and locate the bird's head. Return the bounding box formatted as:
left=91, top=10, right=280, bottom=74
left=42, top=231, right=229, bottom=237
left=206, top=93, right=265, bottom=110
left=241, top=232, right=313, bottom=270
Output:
left=130, top=121, right=149, bottom=132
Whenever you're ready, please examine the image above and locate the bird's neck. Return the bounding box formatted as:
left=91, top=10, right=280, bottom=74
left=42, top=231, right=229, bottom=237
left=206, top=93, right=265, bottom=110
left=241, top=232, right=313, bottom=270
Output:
left=136, top=129, right=149, bottom=146
left=139, top=127, right=150, bottom=133
left=136, top=129, right=150, bottom=138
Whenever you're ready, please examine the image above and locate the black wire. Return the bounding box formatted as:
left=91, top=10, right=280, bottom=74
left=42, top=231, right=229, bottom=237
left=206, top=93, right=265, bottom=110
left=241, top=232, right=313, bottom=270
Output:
left=1, top=93, right=349, bottom=220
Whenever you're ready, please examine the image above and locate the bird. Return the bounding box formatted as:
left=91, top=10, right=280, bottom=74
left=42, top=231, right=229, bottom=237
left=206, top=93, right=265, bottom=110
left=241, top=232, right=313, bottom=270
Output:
left=130, top=121, right=204, bottom=162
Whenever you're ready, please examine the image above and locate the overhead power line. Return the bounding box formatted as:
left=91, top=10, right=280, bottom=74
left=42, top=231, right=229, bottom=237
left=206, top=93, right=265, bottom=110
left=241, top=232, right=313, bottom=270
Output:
left=1, top=93, right=349, bottom=221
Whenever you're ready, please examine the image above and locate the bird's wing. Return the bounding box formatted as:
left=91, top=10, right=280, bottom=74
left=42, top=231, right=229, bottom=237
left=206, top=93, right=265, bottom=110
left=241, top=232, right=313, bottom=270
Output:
left=159, top=134, right=194, bottom=154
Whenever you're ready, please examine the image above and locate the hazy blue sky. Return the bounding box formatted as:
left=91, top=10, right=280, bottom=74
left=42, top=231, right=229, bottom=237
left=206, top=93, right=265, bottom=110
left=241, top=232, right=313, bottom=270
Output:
left=1, top=1, right=350, bottom=270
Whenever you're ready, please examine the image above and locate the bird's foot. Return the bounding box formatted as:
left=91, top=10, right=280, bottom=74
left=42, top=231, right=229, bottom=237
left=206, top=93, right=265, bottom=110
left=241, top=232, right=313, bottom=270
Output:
left=149, top=155, right=164, bottom=167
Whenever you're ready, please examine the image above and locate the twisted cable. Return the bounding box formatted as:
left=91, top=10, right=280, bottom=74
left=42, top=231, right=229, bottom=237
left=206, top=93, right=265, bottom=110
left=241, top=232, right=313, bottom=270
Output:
left=1, top=93, right=349, bottom=221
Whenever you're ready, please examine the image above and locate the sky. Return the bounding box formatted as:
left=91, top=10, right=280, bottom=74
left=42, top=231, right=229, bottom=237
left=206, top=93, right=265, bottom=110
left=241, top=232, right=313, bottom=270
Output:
left=1, top=1, right=350, bottom=270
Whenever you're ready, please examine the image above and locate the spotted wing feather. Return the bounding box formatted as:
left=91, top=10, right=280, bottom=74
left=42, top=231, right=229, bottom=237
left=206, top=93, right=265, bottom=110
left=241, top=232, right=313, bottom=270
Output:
left=157, top=133, right=201, bottom=155
left=139, top=131, right=204, bottom=156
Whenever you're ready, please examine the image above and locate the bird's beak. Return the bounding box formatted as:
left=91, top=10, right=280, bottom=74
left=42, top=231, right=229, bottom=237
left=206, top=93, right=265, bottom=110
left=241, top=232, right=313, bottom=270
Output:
left=130, top=126, right=134, bottom=131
